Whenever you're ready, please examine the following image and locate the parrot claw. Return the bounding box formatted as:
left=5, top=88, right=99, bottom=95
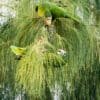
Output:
left=15, top=55, right=22, bottom=60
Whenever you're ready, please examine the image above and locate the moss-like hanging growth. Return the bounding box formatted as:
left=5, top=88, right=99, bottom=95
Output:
left=0, top=0, right=100, bottom=100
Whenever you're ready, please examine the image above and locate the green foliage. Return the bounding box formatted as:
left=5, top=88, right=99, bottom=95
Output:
left=0, top=0, right=100, bottom=100
left=0, top=19, right=17, bottom=99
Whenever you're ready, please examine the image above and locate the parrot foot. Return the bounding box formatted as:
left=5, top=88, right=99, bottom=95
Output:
left=15, top=55, right=22, bottom=60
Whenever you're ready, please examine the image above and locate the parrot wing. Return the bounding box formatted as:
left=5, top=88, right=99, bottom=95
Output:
left=10, top=45, right=27, bottom=56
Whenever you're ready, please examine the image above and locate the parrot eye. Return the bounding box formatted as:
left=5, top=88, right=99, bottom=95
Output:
left=35, top=6, right=38, bottom=12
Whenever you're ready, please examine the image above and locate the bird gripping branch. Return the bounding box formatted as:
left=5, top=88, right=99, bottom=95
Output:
left=35, top=2, right=80, bottom=26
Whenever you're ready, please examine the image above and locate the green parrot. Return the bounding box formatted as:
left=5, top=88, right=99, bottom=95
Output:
left=35, top=2, right=80, bottom=25
left=10, top=45, right=27, bottom=60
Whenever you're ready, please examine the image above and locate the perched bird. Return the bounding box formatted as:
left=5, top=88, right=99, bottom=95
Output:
left=35, top=2, right=80, bottom=26
left=10, top=45, right=27, bottom=60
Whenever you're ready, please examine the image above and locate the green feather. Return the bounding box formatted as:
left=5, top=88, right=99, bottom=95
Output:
left=35, top=2, right=80, bottom=22
left=10, top=45, right=27, bottom=56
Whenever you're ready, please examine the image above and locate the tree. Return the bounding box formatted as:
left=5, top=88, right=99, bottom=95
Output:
left=0, top=0, right=100, bottom=100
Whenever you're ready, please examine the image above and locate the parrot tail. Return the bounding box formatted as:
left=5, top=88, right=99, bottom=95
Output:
left=64, top=14, right=81, bottom=24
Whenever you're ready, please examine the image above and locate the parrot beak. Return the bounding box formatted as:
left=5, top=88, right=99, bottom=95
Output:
left=45, top=17, right=52, bottom=26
